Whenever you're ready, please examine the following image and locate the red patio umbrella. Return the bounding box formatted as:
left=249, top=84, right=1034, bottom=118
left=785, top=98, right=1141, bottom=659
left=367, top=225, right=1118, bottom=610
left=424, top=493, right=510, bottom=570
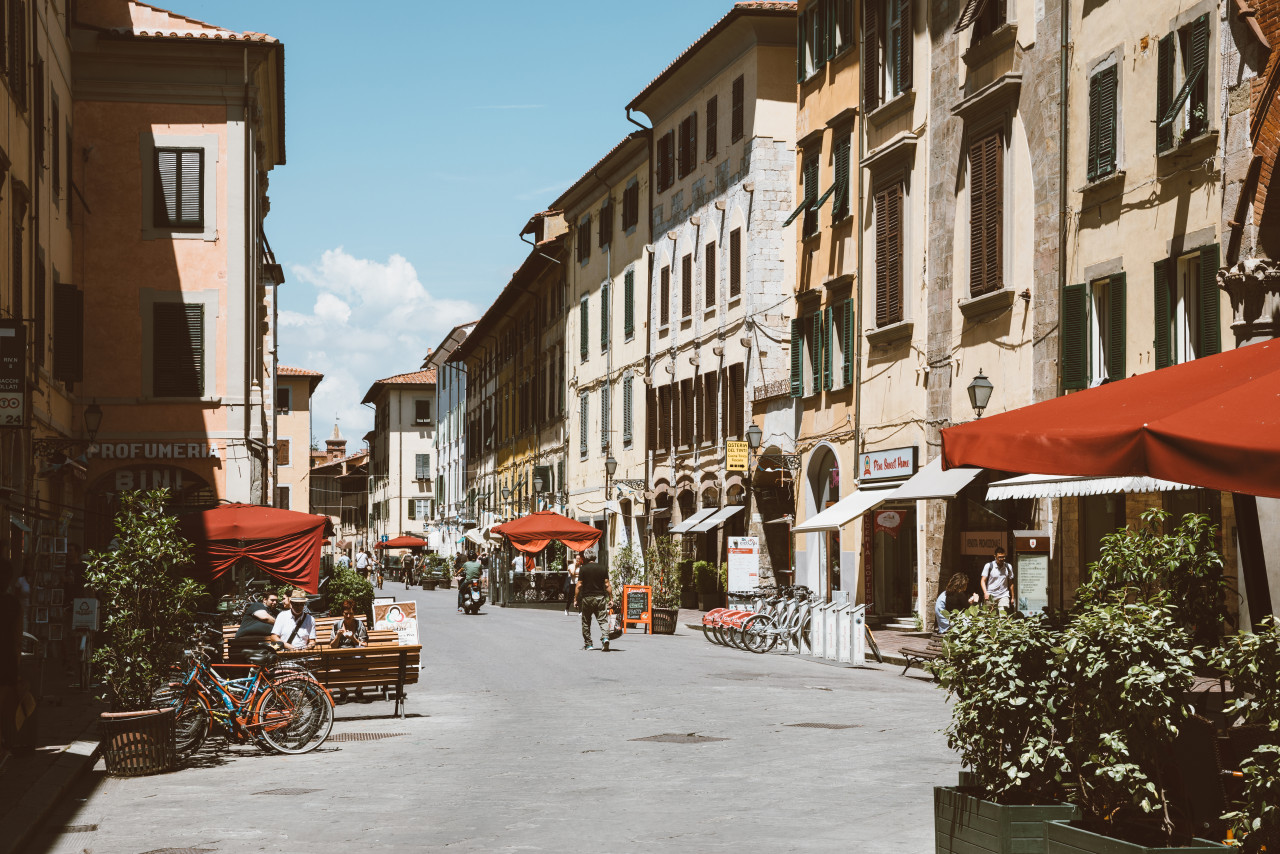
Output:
left=940, top=339, right=1280, bottom=618
left=375, top=536, right=429, bottom=549
left=179, top=503, right=331, bottom=594
left=490, top=510, right=603, bottom=554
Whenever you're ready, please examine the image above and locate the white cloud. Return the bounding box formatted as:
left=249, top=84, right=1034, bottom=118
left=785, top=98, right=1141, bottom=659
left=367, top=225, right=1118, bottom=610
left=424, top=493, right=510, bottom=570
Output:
left=279, top=248, right=478, bottom=443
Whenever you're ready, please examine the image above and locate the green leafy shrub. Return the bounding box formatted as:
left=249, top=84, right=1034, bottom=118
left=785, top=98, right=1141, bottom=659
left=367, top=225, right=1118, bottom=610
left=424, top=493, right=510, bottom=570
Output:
left=326, top=564, right=374, bottom=623
left=644, top=537, right=681, bottom=610
left=85, top=490, right=204, bottom=712
left=610, top=542, right=645, bottom=593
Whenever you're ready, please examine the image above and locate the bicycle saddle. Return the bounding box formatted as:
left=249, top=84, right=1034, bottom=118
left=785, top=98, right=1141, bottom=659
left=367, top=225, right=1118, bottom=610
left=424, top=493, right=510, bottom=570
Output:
left=246, top=648, right=279, bottom=667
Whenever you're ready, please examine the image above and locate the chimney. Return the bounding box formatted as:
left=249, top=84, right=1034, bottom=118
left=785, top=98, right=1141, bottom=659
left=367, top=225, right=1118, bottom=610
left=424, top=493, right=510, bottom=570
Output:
left=325, top=422, right=347, bottom=461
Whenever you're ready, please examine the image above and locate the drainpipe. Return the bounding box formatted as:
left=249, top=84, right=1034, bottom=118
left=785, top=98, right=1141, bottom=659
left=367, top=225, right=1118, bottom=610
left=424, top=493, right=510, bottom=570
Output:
left=243, top=48, right=259, bottom=503
left=627, top=108, right=655, bottom=550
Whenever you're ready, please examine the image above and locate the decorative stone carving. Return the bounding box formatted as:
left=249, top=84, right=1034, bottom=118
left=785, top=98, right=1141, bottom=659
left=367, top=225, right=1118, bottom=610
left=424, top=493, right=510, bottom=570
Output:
left=1219, top=259, right=1280, bottom=346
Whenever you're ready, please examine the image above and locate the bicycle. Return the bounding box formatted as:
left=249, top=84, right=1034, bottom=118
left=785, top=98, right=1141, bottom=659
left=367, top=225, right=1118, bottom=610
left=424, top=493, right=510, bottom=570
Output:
left=154, top=635, right=333, bottom=758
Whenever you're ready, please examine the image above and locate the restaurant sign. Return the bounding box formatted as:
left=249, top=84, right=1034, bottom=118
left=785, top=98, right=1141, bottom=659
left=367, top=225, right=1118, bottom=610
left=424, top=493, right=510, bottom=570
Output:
left=859, top=446, right=917, bottom=482
left=961, top=531, right=1009, bottom=556
left=725, top=441, right=749, bottom=472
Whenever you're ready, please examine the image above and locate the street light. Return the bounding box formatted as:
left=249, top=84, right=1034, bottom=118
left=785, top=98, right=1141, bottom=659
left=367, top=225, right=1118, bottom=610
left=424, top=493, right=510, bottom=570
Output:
left=746, top=422, right=762, bottom=452
left=604, top=454, right=618, bottom=479
left=83, top=403, right=104, bottom=443
left=967, top=369, right=994, bottom=419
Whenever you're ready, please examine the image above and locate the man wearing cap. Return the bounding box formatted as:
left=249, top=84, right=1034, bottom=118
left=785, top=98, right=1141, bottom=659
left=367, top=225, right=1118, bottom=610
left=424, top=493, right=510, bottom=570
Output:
left=268, top=589, right=317, bottom=650
left=574, top=548, right=612, bottom=651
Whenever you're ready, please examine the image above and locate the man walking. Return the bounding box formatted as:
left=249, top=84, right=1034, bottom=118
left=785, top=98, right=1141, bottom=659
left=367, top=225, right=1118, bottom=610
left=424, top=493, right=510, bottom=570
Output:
left=355, top=549, right=370, bottom=580
left=980, top=547, right=1016, bottom=614
left=574, top=548, right=612, bottom=651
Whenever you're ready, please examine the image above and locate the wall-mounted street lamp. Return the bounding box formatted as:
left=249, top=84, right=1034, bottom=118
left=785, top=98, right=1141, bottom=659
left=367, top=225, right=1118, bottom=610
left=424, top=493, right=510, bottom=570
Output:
left=967, top=370, right=994, bottom=419
left=34, top=402, right=106, bottom=461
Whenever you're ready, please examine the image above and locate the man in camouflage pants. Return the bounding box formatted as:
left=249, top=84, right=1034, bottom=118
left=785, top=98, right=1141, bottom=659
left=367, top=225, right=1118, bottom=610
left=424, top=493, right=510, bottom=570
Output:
left=574, top=548, right=613, bottom=651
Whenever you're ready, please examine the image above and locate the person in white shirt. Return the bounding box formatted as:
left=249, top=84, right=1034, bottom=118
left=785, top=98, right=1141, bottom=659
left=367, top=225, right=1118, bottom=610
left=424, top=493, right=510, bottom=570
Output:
left=355, top=550, right=370, bottom=578
left=268, top=589, right=316, bottom=650
left=980, top=548, right=1016, bottom=614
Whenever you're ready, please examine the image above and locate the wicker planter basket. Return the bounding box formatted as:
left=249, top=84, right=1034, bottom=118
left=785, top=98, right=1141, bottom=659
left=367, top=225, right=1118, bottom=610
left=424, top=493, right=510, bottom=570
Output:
left=651, top=607, right=679, bottom=635
left=100, top=707, right=177, bottom=777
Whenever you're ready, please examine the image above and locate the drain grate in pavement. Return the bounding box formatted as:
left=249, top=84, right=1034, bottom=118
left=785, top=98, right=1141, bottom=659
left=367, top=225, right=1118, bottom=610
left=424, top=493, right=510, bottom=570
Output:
left=787, top=722, right=863, bottom=729
left=139, top=849, right=217, bottom=854
left=327, top=732, right=407, bottom=743
left=62, top=824, right=98, bottom=833
left=630, top=732, right=728, bottom=744
left=251, top=787, right=321, bottom=796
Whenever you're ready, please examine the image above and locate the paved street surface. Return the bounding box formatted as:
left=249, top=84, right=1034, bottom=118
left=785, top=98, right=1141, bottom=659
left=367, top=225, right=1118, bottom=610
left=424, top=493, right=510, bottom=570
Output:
left=27, top=581, right=956, bottom=853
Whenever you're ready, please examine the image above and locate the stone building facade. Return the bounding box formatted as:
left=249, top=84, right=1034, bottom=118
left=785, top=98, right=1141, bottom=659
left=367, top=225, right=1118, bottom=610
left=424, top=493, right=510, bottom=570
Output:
left=424, top=322, right=475, bottom=557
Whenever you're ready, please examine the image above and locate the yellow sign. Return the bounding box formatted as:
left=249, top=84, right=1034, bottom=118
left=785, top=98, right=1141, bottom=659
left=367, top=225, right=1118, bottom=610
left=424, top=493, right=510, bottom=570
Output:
left=726, top=441, right=749, bottom=472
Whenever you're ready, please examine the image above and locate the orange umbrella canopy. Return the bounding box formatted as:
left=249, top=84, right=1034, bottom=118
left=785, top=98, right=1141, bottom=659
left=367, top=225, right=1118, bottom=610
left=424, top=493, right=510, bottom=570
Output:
left=490, top=511, right=603, bottom=554
left=375, top=536, right=429, bottom=549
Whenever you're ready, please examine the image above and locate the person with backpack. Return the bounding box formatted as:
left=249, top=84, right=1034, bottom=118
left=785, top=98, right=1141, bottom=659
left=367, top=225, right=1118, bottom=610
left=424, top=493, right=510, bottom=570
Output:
left=268, top=589, right=317, bottom=650
left=980, top=548, right=1016, bottom=614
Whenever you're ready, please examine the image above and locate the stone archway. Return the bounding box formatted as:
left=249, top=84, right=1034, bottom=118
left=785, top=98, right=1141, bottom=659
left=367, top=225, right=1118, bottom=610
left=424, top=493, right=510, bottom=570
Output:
left=804, top=445, right=842, bottom=601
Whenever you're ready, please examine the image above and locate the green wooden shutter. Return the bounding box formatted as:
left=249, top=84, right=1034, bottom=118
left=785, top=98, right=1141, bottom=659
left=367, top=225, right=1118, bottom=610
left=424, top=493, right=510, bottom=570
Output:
left=863, top=0, right=880, bottom=108
left=1198, top=243, right=1221, bottom=356
left=600, top=281, right=609, bottom=351
left=833, top=134, right=851, bottom=220
left=623, top=375, right=633, bottom=444
left=1087, top=71, right=1102, bottom=181
left=790, top=318, right=803, bottom=397
left=623, top=270, right=635, bottom=338
left=821, top=306, right=834, bottom=391
left=1061, top=284, right=1088, bottom=390
left=579, top=298, right=588, bottom=360
left=810, top=311, right=823, bottom=394
left=1162, top=15, right=1210, bottom=133
left=1156, top=33, right=1175, bottom=153
left=1087, top=66, right=1118, bottom=180
left=842, top=298, right=855, bottom=386
left=1153, top=259, right=1172, bottom=369
left=1107, top=272, right=1127, bottom=380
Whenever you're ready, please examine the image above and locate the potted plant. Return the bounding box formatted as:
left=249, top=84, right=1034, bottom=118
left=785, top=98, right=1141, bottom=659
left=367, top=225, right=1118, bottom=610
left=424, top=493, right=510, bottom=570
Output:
left=85, top=489, right=204, bottom=776
left=645, top=537, right=682, bottom=634
left=325, top=563, right=375, bottom=623
left=609, top=542, right=644, bottom=594
left=435, top=556, right=452, bottom=589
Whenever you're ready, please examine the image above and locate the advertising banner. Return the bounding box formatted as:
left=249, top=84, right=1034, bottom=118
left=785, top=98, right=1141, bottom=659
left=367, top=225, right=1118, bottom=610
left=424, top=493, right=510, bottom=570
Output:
left=373, top=601, right=419, bottom=645
left=727, top=536, right=759, bottom=591
left=725, top=441, right=749, bottom=472
left=0, top=321, right=25, bottom=428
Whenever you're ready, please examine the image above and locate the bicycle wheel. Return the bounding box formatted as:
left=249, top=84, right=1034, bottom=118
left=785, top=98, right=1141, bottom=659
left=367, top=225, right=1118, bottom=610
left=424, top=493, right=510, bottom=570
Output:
left=253, top=679, right=332, bottom=754
left=153, top=682, right=211, bottom=760
left=740, top=614, right=777, bottom=653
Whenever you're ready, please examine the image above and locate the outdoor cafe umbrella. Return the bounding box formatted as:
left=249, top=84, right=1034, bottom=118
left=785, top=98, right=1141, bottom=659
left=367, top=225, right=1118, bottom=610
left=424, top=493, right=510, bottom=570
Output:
left=375, top=536, right=429, bottom=549
left=940, top=338, right=1280, bottom=619
left=179, top=503, right=332, bottom=594
left=489, top=510, right=603, bottom=554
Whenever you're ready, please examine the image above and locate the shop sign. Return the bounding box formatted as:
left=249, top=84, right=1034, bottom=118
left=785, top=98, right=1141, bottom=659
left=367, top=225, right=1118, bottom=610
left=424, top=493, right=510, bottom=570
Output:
left=87, top=442, right=221, bottom=460
left=623, top=585, right=651, bottom=633
left=72, top=597, right=99, bottom=631
left=109, top=466, right=201, bottom=492
left=859, top=446, right=917, bottom=482
left=725, top=441, right=749, bottom=473
left=373, top=601, right=419, bottom=646
left=727, top=536, right=760, bottom=590
left=0, top=321, right=25, bottom=427
left=961, top=530, right=1008, bottom=556
left=874, top=510, right=904, bottom=538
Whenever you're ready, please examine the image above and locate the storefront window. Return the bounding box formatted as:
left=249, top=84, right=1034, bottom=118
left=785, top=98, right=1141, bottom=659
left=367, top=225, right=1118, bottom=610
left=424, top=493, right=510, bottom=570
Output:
left=1081, top=493, right=1125, bottom=573
left=872, top=506, right=915, bottom=615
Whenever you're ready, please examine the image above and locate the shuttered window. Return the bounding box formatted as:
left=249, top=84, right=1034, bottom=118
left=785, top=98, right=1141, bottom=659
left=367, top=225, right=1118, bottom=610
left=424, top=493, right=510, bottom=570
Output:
left=729, top=228, right=742, bottom=298
left=623, top=270, right=635, bottom=338
left=660, top=265, right=670, bottom=326
left=1154, top=245, right=1221, bottom=369
left=277, top=439, right=291, bottom=467
left=579, top=392, right=589, bottom=458
left=680, top=379, right=694, bottom=447
left=1156, top=33, right=1175, bottom=154
left=1061, top=283, right=1089, bottom=390
left=1106, top=273, right=1128, bottom=383
left=657, top=385, right=672, bottom=452
left=1159, top=15, right=1210, bottom=148
left=1198, top=244, right=1221, bottom=358
left=33, top=56, right=43, bottom=168
left=1065, top=276, right=1128, bottom=390
left=832, top=134, right=852, bottom=221
left=790, top=318, right=803, bottom=397
left=841, top=299, right=855, bottom=386
left=600, top=281, right=610, bottom=352
left=154, top=148, right=203, bottom=228
left=705, top=242, right=716, bottom=308
left=821, top=306, right=834, bottom=391
left=577, top=217, right=591, bottom=263
left=1087, top=65, right=1118, bottom=182
left=622, top=374, right=633, bottom=445
left=863, top=0, right=880, bottom=108
left=703, top=372, right=718, bottom=445
left=875, top=182, right=904, bottom=326
left=731, top=75, right=745, bottom=141
left=693, top=375, right=704, bottom=445
left=646, top=387, right=658, bottom=453
left=8, top=0, right=25, bottom=112
left=809, top=312, right=823, bottom=394
left=152, top=302, right=204, bottom=397
left=579, top=297, right=589, bottom=361
left=601, top=383, right=610, bottom=449
left=892, top=0, right=913, bottom=97
left=598, top=200, right=613, bottom=248
left=705, top=96, right=718, bottom=160
left=802, top=155, right=820, bottom=238
left=968, top=131, right=1003, bottom=297
left=622, top=181, right=640, bottom=230
left=657, top=130, right=676, bottom=192
left=51, top=96, right=60, bottom=202
left=52, top=282, right=83, bottom=385
left=681, top=253, right=693, bottom=318
left=728, top=363, right=745, bottom=439
left=677, top=113, right=698, bottom=179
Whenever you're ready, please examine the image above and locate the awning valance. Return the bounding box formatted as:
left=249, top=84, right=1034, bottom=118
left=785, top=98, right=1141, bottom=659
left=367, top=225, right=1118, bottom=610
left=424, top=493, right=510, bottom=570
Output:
left=889, top=458, right=983, bottom=500
left=985, top=472, right=1197, bottom=501
left=792, top=486, right=897, bottom=533
left=670, top=507, right=717, bottom=533
left=689, top=505, right=744, bottom=532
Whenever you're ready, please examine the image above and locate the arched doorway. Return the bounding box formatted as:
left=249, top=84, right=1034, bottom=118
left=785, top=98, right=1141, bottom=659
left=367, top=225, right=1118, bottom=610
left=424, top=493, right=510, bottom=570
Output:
left=805, top=446, right=841, bottom=602
left=86, top=465, right=217, bottom=549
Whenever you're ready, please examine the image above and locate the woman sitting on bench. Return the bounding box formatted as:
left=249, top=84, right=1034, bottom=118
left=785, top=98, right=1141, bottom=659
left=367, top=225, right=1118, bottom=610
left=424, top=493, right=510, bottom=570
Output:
left=329, top=600, right=368, bottom=649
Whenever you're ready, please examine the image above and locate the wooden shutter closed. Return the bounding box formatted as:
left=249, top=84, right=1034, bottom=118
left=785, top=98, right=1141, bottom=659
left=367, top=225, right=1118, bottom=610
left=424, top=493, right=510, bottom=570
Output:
left=896, top=0, right=913, bottom=94
left=863, top=0, right=880, bottom=109
left=875, top=182, right=903, bottom=326
left=796, top=15, right=806, bottom=82
left=1107, top=272, right=1127, bottom=381
left=660, top=266, right=670, bottom=325
left=580, top=298, right=588, bottom=360
left=1061, top=283, right=1088, bottom=390
left=1156, top=33, right=1175, bottom=153
left=52, top=282, right=83, bottom=384
left=720, top=368, right=730, bottom=442
left=1198, top=243, right=1221, bottom=357
left=790, top=318, right=803, bottom=397
left=730, top=364, right=745, bottom=439
left=731, top=76, right=745, bottom=141
left=647, top=387, right=658, bottom=452
left=1153, top=259, right=1172, bottom=369
left=802, top=156, right=820, bottom=236
left=681, top=253, right=692, bottom=317
left=833, top=135, right=851, bottom=221
left=693, top=375, right=703, bottom=445
left=821, top=306, right=834, bottom=391
left=277, top=439, right=291, bottom=467
left=580, top=393, right=589, bottom=455
left=810, top=311, right=823, bottom=393
left=624, top=270, right=635, bottom=338
left=704, top=372, right=718, bottom=444
left=1087, top=66, right=1118, bottom=181
left=705, top=242, right=716, bottom=308
left=153, top=302, right=204, bottom=397
left=600, top=282, right=609, bottom=351
left=682, top=379, right=694, bottom=446
left=601, top=384, right=610, bottom=448
left=968, top=133, right=1003, bottom=296
left=623, top=375, right=633, bottom=444
left=729, top=228, right=742, bottom=297
left=706, top=96, right=718, bottom=159
left=841, top=298, right=855, bottom=386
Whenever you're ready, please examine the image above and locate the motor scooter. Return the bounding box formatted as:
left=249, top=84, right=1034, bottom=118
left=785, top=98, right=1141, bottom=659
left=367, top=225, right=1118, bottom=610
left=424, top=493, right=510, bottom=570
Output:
left=461, top=578, right=486, bottom=614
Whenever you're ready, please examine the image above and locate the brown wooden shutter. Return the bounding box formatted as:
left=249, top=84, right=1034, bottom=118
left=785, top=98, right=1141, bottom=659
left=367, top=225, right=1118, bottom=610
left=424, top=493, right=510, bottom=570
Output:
left=704, top=371, right=718, bottom=445
left=647, top=387, right=658, bottom=453
left=682, top=379, right=695, bottom=446
left=681, top=253, right=692, bottom=317
left=705, top=242, right=716, bottom=308
left=720, top=367, right=730, bottom=442
left=969, top=132, right=1002, bottom=296
left=693, top=375, right=703, bottom=445
left=874, top=182, right=903, bottom=325
left=660, top=265, right=670, bottom=325
left=731, top=75, right=745, bottom=141
left=153, top=302, right=204, bottom=397
left=896, top=0, right=913, bottom=94
left=706, top=96, right=718, bottom=159
left=863, top=0, right=880, bottom=109
left=729, top=229, right=742, bottom=297
left=277, top=439, right=291, bottom=467
left=52, top=282, right=83, bottom=384
left=730, top=364, right=745, bottom=439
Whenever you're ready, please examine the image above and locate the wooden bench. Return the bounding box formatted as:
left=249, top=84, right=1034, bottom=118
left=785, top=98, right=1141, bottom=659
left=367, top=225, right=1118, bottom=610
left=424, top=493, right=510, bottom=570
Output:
left=899, top=634, right=945, bottom=676
left=222, top=615, right=397, bottom=663
left=278, top=645, right=421, bottom=718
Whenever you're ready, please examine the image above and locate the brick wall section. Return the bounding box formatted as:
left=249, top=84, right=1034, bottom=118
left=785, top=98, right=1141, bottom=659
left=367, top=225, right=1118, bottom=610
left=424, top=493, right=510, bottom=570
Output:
left=1249, top=0, right=1280, bottom=232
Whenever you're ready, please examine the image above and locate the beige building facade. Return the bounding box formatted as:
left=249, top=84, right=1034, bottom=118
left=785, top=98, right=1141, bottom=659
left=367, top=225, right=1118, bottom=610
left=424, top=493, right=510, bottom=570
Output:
left=362, top=370, right=437, bottom=544
left=273, top=366, right=322, bottom=512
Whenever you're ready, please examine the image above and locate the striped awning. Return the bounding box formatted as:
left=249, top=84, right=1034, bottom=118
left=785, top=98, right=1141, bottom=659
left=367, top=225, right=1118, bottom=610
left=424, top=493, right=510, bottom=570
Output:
left=985, top=473, right=1198, bottom=501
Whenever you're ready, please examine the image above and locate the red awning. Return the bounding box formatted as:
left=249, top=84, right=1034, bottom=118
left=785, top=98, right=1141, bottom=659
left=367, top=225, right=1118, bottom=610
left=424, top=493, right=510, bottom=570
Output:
left=940, top=340, right=1280, bottom=499
left=375, top=536, right=429, bottom=549
left=179, top=504, right=331, bottom=593
left=490, top=511, right=603, bottom=554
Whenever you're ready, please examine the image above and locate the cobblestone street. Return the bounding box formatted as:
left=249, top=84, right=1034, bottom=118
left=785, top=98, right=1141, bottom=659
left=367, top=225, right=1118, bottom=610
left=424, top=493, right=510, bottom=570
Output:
left=28, top=581, right=955, bottom=853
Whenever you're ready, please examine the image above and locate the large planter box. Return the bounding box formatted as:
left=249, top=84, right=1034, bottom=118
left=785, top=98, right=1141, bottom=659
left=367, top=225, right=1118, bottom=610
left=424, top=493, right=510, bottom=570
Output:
left=935, top=786, right=1078, bottom=854
left=1045, top=820, right=1229, bottom=854
left=100, top=707, right=177, bottom=777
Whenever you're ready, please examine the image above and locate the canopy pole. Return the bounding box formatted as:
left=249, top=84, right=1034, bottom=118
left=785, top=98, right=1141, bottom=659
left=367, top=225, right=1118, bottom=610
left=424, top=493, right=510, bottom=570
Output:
left=1232, top=493, right=1274, bottom=625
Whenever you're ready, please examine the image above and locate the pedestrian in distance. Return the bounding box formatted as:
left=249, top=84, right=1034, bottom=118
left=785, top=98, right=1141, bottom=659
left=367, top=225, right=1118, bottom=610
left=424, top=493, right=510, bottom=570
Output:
left=980, top=547, right=1016, bottom=614
left=458, top=550, right=484, bottom=613
left=574, top=548, right=612, bottom=651
left=564, top=551, right=582, bottom=616
left=355, top=549, right=370, bottom=579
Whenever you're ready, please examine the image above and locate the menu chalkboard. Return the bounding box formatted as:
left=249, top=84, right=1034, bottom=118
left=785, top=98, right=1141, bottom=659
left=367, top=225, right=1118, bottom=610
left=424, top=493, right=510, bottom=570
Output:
left=622, top=585, right=651, bottom=633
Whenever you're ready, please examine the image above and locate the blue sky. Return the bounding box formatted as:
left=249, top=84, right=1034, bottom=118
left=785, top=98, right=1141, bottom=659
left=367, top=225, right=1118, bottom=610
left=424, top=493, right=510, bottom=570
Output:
left=173, top=0, right=750, bottom=444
